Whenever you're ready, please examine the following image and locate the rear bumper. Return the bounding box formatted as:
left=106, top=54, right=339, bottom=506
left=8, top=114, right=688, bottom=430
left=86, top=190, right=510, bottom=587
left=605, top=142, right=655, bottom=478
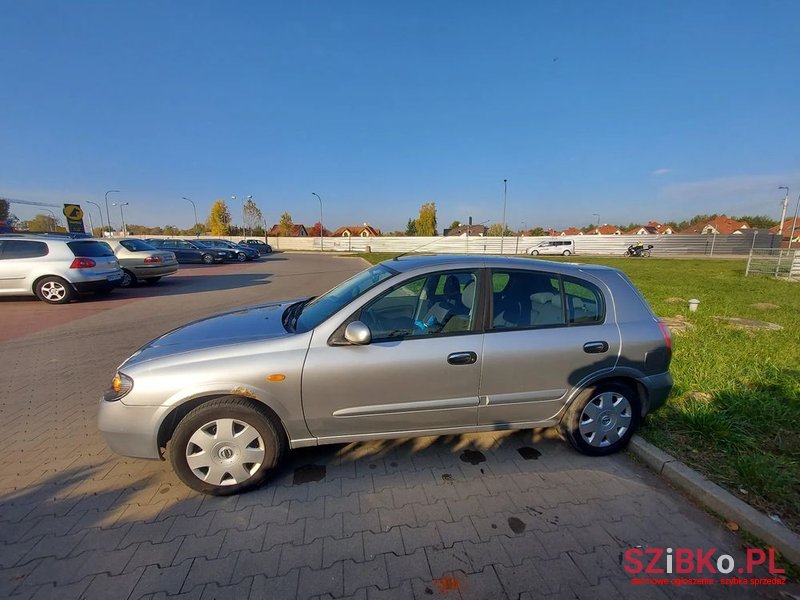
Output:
left=639, top=371, right=673, bottom=415
left=74, top=278, right=121, bottom=293
left=130, top=264, right=179, bottom=278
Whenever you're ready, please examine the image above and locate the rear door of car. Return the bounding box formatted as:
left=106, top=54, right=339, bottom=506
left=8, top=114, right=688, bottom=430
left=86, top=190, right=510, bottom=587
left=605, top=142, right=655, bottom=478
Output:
left=477, top=267, right=620, bottom=425
left=0, top=240, right=50, bottom=293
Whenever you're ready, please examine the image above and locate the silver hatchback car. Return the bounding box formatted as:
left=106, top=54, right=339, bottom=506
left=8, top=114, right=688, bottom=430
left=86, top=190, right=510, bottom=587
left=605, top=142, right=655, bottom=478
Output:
left=0, top=235, right=123, bottom=303
left=99, top=255, right=672, bottom=495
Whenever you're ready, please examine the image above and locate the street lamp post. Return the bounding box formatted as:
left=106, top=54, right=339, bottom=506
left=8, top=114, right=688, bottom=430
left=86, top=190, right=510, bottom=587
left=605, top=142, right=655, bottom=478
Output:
left=243, top=195, right=252, bottom=238
left=778, top=186, right=789, bottom=236
left=311, top=193, right=324, bottom=251
left=182, top=197, right=199, bottom=237
left=86, top=201, right=105, bottom=235
left=500, top=179, right=508, bottom=254
left=231, top=196, right=237, bottom=237
left=113, top=202, right=129, bottom=236
left=44, top=209, right=57, bottom=232
left=104, top=190, right=120, bottom=235
left=788, top=193, right=800, bottom=251
left=592, top=213, right=600, bottom=230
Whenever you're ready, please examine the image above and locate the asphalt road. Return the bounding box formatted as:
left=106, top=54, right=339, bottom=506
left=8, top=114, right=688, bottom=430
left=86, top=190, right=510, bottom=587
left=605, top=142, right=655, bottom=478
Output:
left=0, top=253, right=789, bottom=599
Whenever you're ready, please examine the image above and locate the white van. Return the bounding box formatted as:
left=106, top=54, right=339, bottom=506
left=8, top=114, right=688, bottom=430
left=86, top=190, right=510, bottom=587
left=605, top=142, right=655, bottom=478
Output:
left=526, top=239, right=575, bottom=256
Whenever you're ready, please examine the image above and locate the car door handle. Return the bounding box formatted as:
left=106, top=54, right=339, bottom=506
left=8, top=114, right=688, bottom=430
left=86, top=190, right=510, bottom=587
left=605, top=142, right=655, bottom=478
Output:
left=583, top=341, right=609, bottom=354
left=447, top=351, right=477, bottom=365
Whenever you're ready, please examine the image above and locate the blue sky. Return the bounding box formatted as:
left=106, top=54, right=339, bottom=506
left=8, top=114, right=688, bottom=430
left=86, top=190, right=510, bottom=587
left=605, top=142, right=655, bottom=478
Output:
left=2, top=1, right=799, bottom=232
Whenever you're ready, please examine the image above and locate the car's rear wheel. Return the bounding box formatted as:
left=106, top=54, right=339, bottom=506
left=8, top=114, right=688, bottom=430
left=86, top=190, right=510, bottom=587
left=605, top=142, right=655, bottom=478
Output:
left=169, top=397, right=286, bottom=495
left=562, top=250, right=571, bottom=256
left=561, top=382, right=640, bottom=456
left=121, top=269, right=137, bottom=287
left=201, top=254, right=214, bottom=264
left=34, top=276, right=74, bottom=304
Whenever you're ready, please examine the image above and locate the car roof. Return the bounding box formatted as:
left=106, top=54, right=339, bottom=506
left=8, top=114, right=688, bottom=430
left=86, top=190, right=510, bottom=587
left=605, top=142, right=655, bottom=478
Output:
left=382, top=253, right=619, bottom=276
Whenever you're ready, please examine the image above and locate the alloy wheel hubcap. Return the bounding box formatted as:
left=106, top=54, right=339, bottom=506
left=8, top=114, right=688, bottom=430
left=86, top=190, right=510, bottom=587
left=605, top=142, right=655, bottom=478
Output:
left=579, top=391, right=632, bottom=447
left=41, top=282, right=66, bottom=301
left=186, top=418, right=265, bottom=486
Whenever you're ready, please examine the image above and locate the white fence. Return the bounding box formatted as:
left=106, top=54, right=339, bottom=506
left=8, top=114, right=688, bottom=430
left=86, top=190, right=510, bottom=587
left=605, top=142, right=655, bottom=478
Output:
left=143, top=232, right=781, bottom=256
left=745, top=249, right=800, bottom=280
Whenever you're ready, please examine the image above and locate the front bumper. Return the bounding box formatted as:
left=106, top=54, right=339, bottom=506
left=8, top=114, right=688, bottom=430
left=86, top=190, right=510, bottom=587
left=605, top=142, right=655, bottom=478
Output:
left=639, top=371, right=673, bottom=415
left=97, top=398, right=167, bottom=459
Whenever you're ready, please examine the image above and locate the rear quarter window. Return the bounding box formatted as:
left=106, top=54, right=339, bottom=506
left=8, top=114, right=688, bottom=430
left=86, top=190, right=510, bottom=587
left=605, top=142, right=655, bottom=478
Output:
left=563, top=276, right=604, bottom=324
left=67, top=241, right=115, bottom=257
left=0, top=240, right=49, bottom=259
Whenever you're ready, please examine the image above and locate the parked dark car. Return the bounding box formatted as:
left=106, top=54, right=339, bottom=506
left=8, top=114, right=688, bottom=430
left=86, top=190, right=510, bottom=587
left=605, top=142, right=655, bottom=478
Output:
left=238, top=239, right=273, bottom=255
left=201, top=239, right=259, bottom=261
left=145, top=239, right=227, bottom=264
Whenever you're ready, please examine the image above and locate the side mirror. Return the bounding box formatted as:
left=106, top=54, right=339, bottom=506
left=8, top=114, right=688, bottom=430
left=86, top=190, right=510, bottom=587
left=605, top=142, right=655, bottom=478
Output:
left=344, top=321, right=372, bottom=345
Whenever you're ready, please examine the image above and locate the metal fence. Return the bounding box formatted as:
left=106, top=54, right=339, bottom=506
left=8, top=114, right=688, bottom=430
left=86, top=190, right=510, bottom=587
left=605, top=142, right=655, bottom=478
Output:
left=143, top=231, right=781, bottom=257
left=263, top=231, right=780, bottom=256
left=745, top=249, right=800, bottom=280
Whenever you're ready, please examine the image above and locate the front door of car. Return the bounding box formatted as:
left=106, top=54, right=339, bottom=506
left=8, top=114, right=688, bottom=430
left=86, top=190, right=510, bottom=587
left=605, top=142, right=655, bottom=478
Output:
left=478, top=269, right=620, bottom=425
left=301, top=269, right=484, bottom=439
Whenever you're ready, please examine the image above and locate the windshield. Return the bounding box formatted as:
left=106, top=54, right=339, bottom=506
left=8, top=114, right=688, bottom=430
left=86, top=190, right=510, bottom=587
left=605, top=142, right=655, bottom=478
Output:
left=291, top=264, right=397, bottom=333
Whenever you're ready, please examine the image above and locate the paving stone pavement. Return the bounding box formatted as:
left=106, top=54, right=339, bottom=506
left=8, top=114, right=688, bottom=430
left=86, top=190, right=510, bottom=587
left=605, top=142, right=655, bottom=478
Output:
left=0, top=254, right=795, bottom=599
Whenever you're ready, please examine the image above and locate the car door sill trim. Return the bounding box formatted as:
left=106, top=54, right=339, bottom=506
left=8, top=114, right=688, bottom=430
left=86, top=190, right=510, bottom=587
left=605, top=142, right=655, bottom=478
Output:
left=332, top=396, right=479, bottom=418
left=483, top=389, right=567, bottom=406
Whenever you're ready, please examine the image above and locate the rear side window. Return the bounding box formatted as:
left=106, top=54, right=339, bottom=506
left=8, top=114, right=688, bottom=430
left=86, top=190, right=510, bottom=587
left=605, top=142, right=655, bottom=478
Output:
left=563, top=276, right=604, bottom=324
left=0, top=240, right=49, bottom=259
left=67, top=241, right=114, bottom=257
left=120, top=239, right=156, bottom=251
left=492, top=270, right=564, bottom=329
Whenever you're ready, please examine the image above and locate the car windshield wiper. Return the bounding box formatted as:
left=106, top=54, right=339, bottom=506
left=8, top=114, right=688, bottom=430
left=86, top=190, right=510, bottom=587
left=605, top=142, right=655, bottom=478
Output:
left=283, top=299, right=311, bottom=332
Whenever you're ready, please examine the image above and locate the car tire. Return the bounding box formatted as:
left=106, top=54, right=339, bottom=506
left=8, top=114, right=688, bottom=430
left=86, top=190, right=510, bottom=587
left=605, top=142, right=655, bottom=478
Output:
left=145, top=277, right=162, bottom=283
left=121, top=269, right=137, bottom=287
left=562, top=250, right=571, bottom=256
left=34, top=276, right=74, bottom=304
left=201, top=254, right=214, bottom=264
left=530, top=250, right=539, bottom=256
left=236, top=252, right=247, bottom=262
left=169, top=396, right=286, bottom=495
left=560, top=381, right=640, bottom=456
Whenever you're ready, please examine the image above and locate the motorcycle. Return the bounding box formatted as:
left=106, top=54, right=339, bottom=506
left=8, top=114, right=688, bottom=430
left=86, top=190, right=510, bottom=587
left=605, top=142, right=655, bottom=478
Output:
left=625, top=243, right=653, bottom=257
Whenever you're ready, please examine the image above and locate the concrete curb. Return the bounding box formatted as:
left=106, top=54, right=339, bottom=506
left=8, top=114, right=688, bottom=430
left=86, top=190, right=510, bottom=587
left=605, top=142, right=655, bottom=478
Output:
left=629, top=435, right=800, bottom=566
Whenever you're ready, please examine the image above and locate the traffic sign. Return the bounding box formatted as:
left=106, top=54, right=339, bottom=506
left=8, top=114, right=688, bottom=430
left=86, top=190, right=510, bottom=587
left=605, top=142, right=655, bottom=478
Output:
left=63, top=204, right=86, bottom=233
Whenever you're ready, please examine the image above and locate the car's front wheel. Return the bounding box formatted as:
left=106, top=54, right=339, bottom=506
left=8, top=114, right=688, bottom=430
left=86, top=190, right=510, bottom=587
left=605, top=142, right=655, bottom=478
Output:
left=530, top=250, right=539, bottom=256
left=169, top=397, right=286, bottom=495
left=34, top=276, right=74, bottom=304
left=201, top=254, right=214, bottom=264
left=236, top=252, right=247, bottom=262
left=561, top=382, right=640, bottom=456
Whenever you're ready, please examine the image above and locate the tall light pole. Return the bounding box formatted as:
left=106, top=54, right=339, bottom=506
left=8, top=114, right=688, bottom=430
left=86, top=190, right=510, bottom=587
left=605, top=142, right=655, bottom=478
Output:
left=231, top=195, right=237, bottom=237
left=500, top=179, right=508, bottom=254
left=592, top=213, right=600, bottom=228
left=44, top=209, right=57, bottom=232
left=312, top=192, right=324, bottom=251
left=113, top=202, right=129, bottom=236
left=86, top=201, right=105, bottom=235
left=182, top=197, right=199, bottom=237
left=243, top=195, right=252, bottom=238
left=778, top=186, right=789, bottom=236
left=104, top=190, right=120, bottom=234
left=788, top=193, right=800, bottom=251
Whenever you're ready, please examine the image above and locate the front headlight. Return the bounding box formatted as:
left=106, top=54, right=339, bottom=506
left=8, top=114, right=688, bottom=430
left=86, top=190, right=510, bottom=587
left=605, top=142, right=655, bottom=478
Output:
left=104, top=372, right=134, bottom=402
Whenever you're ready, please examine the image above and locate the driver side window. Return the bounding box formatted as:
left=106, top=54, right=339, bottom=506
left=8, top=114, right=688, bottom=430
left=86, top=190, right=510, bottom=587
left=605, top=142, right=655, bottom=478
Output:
left=359, top=271, right=479, bottom=341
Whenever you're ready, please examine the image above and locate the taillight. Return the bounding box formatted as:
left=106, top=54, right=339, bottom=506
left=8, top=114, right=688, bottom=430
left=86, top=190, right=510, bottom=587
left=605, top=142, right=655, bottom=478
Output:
left=70, top=258, right=96, bottom=269
left=657, top=320, right=672, bottom=352
left=143, top=256, right=163, bottom=264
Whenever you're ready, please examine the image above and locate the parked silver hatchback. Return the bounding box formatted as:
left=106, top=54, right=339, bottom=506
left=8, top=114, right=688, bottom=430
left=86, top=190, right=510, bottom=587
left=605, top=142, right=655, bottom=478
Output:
left=0, top=234, right=123, bottom=303
left=99, top=255, right=672, bottom=495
